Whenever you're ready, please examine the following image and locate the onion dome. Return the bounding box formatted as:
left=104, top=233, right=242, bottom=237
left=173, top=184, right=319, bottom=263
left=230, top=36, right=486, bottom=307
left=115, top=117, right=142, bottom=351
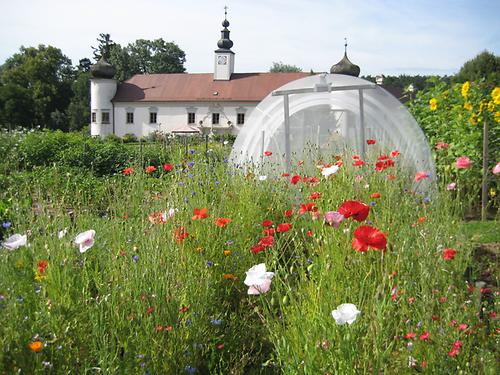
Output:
left=90, top=58, right=116, bottom=79
left=216, top=8, right=234, bottom=51
left=330, top=39, right=360, bottom=77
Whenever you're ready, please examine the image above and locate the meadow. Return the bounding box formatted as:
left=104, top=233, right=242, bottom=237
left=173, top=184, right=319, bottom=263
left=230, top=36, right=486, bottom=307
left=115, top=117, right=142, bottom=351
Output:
left=0, top=130, right=498, bottom=374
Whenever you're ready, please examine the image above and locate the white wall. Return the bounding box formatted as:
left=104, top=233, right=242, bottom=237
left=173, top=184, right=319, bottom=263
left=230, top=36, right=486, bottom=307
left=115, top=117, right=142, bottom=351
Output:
left=90, top=78, right=117, bottom=137
left=113, top=101, right=257, bottom=137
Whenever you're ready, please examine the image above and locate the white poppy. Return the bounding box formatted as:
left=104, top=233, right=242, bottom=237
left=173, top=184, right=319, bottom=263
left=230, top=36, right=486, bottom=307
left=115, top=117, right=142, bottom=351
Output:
left=321, top=165, right=339, bottom=178
left=244, top=263, right=275, bottom=295
left=2, top=234, right=27, bottom=250
left=258, top=175, right=268, bottom=181
left=331, top=303, right=361, bottom=325
left=74, top=230, right=96, bottom=253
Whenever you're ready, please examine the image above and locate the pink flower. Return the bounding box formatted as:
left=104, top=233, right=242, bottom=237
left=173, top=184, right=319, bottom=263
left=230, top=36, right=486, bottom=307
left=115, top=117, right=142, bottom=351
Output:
left=324, top=211, right=345, bottom=228
left=414, top=171, right=430, bottom=182
left=435, top=142, right=449, bottom=150
left=447, top=182, right=457, bottom=191
left=455, top=156, right=471, bottom=169
left=493, top=162, right=500, bottom=175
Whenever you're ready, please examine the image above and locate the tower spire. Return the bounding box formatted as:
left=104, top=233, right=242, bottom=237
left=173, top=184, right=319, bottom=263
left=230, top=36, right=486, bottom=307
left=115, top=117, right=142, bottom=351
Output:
left=344, top=37, right=347, bottom=54
left=330, top=38, right=360, bottom=77
left=217, top=6, right=233, bottom=50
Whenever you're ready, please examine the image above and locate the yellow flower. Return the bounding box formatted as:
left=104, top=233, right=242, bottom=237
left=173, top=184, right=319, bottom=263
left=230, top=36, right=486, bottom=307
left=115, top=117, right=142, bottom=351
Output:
left=461, top=81, right=470, bottom=98
left=429, top=98, right=438, bottom=111
left=223, top=249, right=231, bottom=256
left=463, top=102, right=472, bottom=111
left=469, top=114, right=478, bottom=125
left=495, top=111, right=500, bottom=123
left=487, top=100, right=495, bottom=112
left=492, top=87, right=500, bottom=105
left=34, top=273, right=47, bottom=282
left=28, top=341, right=43, bottom=353
left=479, top=99, right=487, bottom=112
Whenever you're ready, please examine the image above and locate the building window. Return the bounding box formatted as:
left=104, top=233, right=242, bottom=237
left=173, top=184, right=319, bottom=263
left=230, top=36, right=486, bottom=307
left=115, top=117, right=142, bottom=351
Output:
left=91, top=112, right=96, bottom=123
left=188, top=112, right=195, bottom=124
left=126, top=112, right=134, bottom=124
left=237, top=113, right=245, bottom=125
left=102, top=112, right=110, bottom=124
left=212, top=113, right=220, bottom=125
left=150, top=112, right=157, bottom=124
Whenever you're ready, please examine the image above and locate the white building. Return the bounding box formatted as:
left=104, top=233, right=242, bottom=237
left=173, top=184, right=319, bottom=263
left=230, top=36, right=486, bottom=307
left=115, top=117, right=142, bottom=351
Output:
left=89, top=13, right=310, bottom=138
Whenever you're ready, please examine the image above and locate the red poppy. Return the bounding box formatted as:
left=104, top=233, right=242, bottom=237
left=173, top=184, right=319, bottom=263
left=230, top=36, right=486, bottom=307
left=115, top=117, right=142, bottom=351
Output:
left=263, top=228, right=275, bottom=236
left=352, top=154, right=360, bottom=160
left=163, top=163, right=174, bottom=171
left=276, top=223, right=292, bottom=233
left=123, top=167, right=135, bottom=175
left=352, top=225, right=387, bottom=252
left=338, top=200, right=370, bottom=222
left=251, top=244, right=265, bottom=254
left=420, top=332, right=430, bottom=341
left=303, top=176, right=320, bottom=185
left=308, top=192, right=322, bottom=200
left=414, top=171, right=429, bottom=182
left=215, top=217, right=231, bottom=227
left=264, top=151, right=272, bottom=156
left=335, top=160, right=343, bottom=167
left=281, top=172, right=290, bottom=177
left=145, top=166, right=157, bottom=174
left=367, top=139, right=376, bottom=145
left=291, top=175, right=301, bottom=185
left=299, top=202, right=316, bottom=215
left=371, top=192, right=381, bottom=198
left=375, top=161, right=388, bottom=171
left=377, top=154, right=389, bottom=161
left=192, top=208, right=209, bottom=220
left=262, top=220, right=273, bottom=227
left=443, top=248, right=457, bottom=260
left=297, top=160, right=304, bottom=166
left=258, top=235, right=274, bottom=247
left=391, top=150, right=400, bottom=157
left=306, top=230, right=313, bottom=237
left=352, top=160, right=365, bottom=167
left=37, top=260, right=48, bottom=274
left=284, top=209, right=293, bottom=218
left=174, top=226, right=189, bottom=243
left=405, top=332, right=417, bottom=339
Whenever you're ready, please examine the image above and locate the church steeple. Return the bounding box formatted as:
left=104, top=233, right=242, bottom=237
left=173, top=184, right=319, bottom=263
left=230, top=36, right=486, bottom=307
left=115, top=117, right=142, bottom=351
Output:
left=214, top=6, right=235, bottom=81
left=330, top=38, right=360, bottom=77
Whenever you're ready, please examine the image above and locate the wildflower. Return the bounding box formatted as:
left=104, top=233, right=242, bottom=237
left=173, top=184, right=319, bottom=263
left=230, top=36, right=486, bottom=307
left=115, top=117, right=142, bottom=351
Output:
left=214, top=217, right=231, bottom=228
left=28, top=341, right=43, bottom=353
left=443, top=248, right=457, bottom=260
left=420, top=332, right=430, bottom=341
left=263, top=228, right=275, bottom=236
left=463, top=102, right=472, bottom=111
left=331, top=303, right=361, bottom=325
left=492, top=87, right=500, bottom=105
left=2, top=234, right=27, bottom=250
left=391, top=150, right=400, bottom=157
left=290, top=175, right=301, bottom=185
left=458, top=323, right=468, bottom=331
left=447, top=182, right=457, bottom=190
left=281, top=172, right=290, bottom=177
left=492, top=162, right=500, bottom=175
left=58, top=228, right=68, bottom=238
left=258, top=235, right=274, bottom=247
left=299, top=202, right=316, bottom=214
left=163, top=163, right=174, bottom=171
left=251, top=244, right=265, bottom=254
left=223, top=250, right=231, bottom=256
left=258, top=175, right=267, bottom=181
left=306, top=231, right=313, bottom=237
left=74, top=230, right=95, bottom=253
left=308, top=192, right=322, bottom=200
left=435, top=141, right=449, bottom=150
left=264, top=151, right=272, bottom=156
left=324, top=211, right=345, bottom=228
left=352, top=225, right=387, bottom=252
left=145, top=166, right=157, bottom=174
left=184, top=365, right=197, bottom=374
left=284, top=209, right=293, bottom=218
left=147, top=306, right=155, bottom=315
left=192, top=208, right=208, bottom=220
left=262, top=220, right=273, bottom=227
left=461, top=81, right=470, bottom=98
left=122, top=167, right=135, bottom=175
left=132, top=255, right=139, bottom=263
left=244, top=263, right=274, bottom=295
left=405, top=332, right=417, bottom=339
left=352, top=159, right=365, bottom=167
left=37, top=260, right=48, bottom=274
left=455, top=156, right=471, bottom=169
left=321, top=165, right=339, bottom=177
left=366, top=139, right=376, bottom=145
left=174, top=226, right=189, bottom=244
left=414, top=171, right=430, bottom=182
left=371, top=192, right=381, bottom=198
left=1, top=221, right=11, bottom=229
left=338, top=200, right=369, bottom=222
left=429, top=98, right=437, bottom=111
left=276, top=223, right=292, bottom=233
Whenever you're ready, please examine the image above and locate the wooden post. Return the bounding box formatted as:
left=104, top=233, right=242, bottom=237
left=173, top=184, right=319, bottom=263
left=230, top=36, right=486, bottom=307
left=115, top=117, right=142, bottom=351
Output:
left=481, top=118, right=489, bottom=221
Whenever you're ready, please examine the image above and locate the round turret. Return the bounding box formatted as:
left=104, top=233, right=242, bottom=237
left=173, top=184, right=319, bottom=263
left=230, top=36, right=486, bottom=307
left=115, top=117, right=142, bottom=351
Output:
left=90, top=58, right=116, bottom=79
left=330, top=40, right=360, bottom=77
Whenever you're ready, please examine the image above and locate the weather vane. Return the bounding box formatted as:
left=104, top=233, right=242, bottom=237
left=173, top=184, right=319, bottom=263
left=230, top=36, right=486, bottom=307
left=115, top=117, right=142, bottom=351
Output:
left=224, top=5, right=228, bottom=19
left=344, top=37, right=348, bottom=53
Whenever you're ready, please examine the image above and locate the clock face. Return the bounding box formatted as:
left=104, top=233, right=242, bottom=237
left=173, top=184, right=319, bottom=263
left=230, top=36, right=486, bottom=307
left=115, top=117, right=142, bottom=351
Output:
left=217, top=55, right=228, bottom=65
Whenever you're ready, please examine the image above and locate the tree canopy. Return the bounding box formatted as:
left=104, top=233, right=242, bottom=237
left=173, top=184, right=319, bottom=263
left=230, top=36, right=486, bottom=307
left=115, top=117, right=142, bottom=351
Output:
left=454, top=50, right=499, bottom=85
left=269, top=61, right=302, bottom=73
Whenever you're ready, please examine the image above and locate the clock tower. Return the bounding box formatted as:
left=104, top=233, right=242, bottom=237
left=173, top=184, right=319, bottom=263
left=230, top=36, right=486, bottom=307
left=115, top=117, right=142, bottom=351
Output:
left=214, top=8, right=235, bottom=81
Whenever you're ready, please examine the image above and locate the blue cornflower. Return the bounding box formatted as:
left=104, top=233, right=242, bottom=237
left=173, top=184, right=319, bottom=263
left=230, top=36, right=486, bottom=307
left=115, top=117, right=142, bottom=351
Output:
left=189, top=149, right=196, bottom=154
left=188, top=161, right=195, bottom=167
left=2, top=221, right=11, bottom=229
left=184, top=365, right=197, bottom=374
left=206, top=260, right=214, bottom=267
left=132, top=255, right=139, bottom=263
left=210, top=319, right=223, bottom=326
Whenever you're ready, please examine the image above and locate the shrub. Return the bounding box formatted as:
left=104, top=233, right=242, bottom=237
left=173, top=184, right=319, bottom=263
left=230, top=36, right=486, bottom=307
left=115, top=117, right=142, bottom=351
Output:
left=122, top=133, right=138, bottom=143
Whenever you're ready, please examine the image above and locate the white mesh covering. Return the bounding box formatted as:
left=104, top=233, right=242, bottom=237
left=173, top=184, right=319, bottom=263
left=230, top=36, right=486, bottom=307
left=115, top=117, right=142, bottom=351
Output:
left=230, top=73, right=434, bottom=184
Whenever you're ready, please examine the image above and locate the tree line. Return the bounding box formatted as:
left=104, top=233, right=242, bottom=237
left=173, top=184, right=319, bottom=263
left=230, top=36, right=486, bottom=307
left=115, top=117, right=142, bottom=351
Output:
left=0, top=33, right=497, bottom=132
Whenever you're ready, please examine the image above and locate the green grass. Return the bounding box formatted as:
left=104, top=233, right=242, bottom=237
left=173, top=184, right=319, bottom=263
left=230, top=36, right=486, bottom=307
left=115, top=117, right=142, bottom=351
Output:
left=462, top=220, right=500, bottom=243
left=0, top=142, right=498, bottom=374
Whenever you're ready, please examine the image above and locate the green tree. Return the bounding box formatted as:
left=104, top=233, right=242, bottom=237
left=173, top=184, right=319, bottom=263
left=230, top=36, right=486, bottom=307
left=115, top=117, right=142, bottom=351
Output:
left=269, top=61, right=302, bottom=73
left=0, top=45, right=74, bottom=129
left=67, top=69, right=91, bottom=131
left=454, top=50, right=500, bottom=85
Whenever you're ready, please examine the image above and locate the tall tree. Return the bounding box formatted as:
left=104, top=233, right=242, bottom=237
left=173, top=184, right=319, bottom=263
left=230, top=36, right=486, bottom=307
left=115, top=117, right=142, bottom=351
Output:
left=269, top=61, right=302, bottom=73
left=0, top=45, right=74, bottom=129
left=454, top=50, right=500, bottom=84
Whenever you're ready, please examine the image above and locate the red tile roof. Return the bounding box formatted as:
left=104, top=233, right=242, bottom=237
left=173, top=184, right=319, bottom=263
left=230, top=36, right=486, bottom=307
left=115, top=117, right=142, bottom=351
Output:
left=113, top=72, right=310, bottom=102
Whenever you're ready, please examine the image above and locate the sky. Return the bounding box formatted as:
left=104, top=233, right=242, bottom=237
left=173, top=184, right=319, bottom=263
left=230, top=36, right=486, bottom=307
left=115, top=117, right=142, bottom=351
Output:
left=1, top=0, right=499, bottom=76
